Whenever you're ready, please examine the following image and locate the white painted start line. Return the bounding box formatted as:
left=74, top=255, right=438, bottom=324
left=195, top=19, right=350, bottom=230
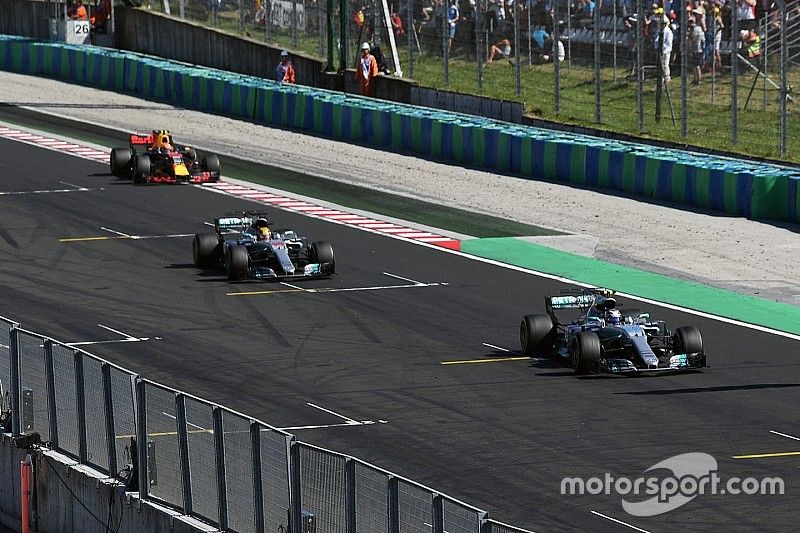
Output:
left=158, top=402, right=386, bottom=435
left=771, top=430, right=800, bottom=442
left=66, top=324, right=158, bottom=347
left=0, top=181, right=94, bottom=196
left=590, top=510, right=652, bottom=533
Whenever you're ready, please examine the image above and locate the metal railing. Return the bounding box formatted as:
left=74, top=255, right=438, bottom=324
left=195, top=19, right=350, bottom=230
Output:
left=0, top=315, right=535, bottom=533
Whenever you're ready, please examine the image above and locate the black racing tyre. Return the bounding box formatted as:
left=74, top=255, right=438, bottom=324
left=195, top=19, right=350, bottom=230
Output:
left=193, top=233, right=220, bottom=267
left=310, top=241, right=335, bottom=273
left=673, top=326, right=703, bottom=355
left=110, top=147, right=132, bottom=176
left=226, top=245, right=249, bottom=281
left=203, top=154, right=221, bottom=181
left=571, top=331, right=601, bottom=375
left=133, top=154, right=151, bottom=184
left=519, top=314, right=554, bottom=356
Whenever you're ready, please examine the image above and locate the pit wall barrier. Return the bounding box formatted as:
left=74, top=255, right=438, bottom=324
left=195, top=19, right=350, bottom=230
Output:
left=1, top=33, right=799, bottom=224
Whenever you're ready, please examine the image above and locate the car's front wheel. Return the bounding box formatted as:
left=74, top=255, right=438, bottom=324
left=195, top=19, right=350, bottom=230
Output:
left=673, top=326, right=703, bottom=355
left=571, top=331, right=601, bottom=375
left=226, top=245, right=249, bottom=281
left=310, top=241, right=335, bottom=273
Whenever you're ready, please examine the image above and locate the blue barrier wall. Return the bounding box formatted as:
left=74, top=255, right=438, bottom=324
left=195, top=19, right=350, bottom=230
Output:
left=2, top=34, right=799, bottom=223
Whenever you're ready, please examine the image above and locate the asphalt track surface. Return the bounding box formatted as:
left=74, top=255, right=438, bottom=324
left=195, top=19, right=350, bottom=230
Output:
left=1, top=138, right=799, bottom=532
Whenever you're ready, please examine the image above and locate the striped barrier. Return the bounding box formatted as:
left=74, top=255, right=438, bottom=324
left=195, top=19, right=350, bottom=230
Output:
left=2, top=34, right=799, bottom=223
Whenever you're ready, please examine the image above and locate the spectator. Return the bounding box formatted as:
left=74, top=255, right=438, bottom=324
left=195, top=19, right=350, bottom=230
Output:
left=356, top=42, right=379, bottom=96
left=254, top=0, right=267, bottom=26
left=688, top=17, right=705, bottom=84
left=447, top=0, right=460, bottom=54
left=707, top=0, right=723, bottom=70
left=739, top=28, right=761, bottom=68
left=391, top=11, right=405, bottom=38
left=655, top=17, right=673, bottom=82
left=577, top=0, right=596, bottom=27
left=421, top=0, right=435, bottom=21
left=68, top=0, right=88, bottom=20
left=276, top=50, right=296, bottom=84
left=737, top=0, right=757, bottom=31
left=532, top=32, right=565, bottom=63
left=487, top=38, right=512, bottom=62
left=90, top=0, right=112, bottom=33
left=623, top=15, right=639, bottom=78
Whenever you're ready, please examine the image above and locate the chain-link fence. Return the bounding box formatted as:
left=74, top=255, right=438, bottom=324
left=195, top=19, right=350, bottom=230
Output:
left=142, top=0, right=800, bottom=161
left=0, top=316, right=534, bottom=532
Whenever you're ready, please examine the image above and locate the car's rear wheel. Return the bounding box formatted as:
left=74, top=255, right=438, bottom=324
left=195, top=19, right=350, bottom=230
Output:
left=110, top=148, right=132, bottom=176
left=193, top=233, right=220, bottom=267
left=133, top=155, right=150, bottom=184
left=520, top=314, right=554, bottom=356
left=310, top=241, right=335, bottom=273
left=571, top=331, right=601, bottom=375
left=226, top=245, right=249, bottom=281
left=203, top=154, right=221, bottom=181
left=673, top=326, right=703, bottom=355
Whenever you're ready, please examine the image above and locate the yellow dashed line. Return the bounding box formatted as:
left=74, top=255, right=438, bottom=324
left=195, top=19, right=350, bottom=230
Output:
left=732, top=451, right=800, bottom=459
left=440, top=356, right=531, bottom=365
left=226, top=289, right=304, bottom=296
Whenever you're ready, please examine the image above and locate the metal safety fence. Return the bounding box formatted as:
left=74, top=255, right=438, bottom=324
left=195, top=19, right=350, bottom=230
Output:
left=0, top=315, right=534, bottom=533
left=142, top=0, right=800, bottom=162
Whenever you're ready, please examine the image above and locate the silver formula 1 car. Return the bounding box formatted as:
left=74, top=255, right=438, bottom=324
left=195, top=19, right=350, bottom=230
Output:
left=192, top=212, right=335, bottom=281
left=520, top=288, right=706, bottom=375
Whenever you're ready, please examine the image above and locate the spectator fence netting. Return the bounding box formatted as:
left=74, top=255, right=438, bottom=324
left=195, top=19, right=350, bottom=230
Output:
left=151, top=0, right=799, bottom=160
left=2, top=318, right=536, bottom=532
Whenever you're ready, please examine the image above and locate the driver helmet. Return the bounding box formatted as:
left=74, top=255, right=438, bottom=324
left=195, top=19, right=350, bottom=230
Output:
left=252, top=218, right=271, bottom=241
left=153, top=130, right=173, bottom=151
left=606, top=309, right=622, bottom=325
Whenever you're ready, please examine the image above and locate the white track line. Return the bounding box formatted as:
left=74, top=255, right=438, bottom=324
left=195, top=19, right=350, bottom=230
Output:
left=382, top=272, right=426, bottom=285
left=305, top=402, right=360, bottom=424
left=101, top=227, right=132, bottom=238
left=590, top=511, right=652, bottom=533
left=482, top=343, right=510, bottom=352
left=770, top=430, right=800, bottom=442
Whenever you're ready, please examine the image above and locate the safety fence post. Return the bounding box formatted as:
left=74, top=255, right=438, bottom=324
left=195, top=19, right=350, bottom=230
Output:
left=102, top=363, right=117, bottom=478
left=9, top=327, right=20, bottom=437
left=387, top=475, right=399, bottom=533
left=287, top=436, right=302, bottom=533
left=431, top=492, right=444, bottom=533
left=176, top=393, right=193, bottom=515
left=345, top=457, right=356, bottom=533
left=213, top=406, right=228, bottom=530
left=250, top=421, right=265, bottom=533
left=74, top=351, right=87, bottom=463
left=135, top=379, right=148, bottom=502
left=43, top=340, right=58, bottom=449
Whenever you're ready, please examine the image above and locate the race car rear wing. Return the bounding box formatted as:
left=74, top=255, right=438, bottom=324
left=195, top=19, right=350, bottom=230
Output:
left=215, top=216, right=251, bottom=232
left=214, top=212, right=272, bottom=233
left=544, top=288, right=616, bottom=317
left=129, top=134, right=154, bottom=145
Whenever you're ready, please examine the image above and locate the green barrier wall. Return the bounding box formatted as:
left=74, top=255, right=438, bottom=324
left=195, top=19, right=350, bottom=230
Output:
left=2, top=34, right=799, bottom=223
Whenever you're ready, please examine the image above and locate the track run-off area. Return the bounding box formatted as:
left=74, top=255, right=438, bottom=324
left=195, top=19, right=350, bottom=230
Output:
left=0, top=124, right=798, bottom=533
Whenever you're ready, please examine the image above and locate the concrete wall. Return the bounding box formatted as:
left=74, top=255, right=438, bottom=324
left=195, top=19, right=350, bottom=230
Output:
left=0, top=433, right=217, bottom=533
left=114, top=6, right=418, bottom=103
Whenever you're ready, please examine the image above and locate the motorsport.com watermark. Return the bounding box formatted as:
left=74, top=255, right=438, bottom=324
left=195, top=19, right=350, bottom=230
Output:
left=561, top=453, right=785, bottom=516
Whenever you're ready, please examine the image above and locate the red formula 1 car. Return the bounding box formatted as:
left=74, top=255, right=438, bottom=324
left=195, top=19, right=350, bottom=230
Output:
left=109, top=130, right=221, bottom=184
